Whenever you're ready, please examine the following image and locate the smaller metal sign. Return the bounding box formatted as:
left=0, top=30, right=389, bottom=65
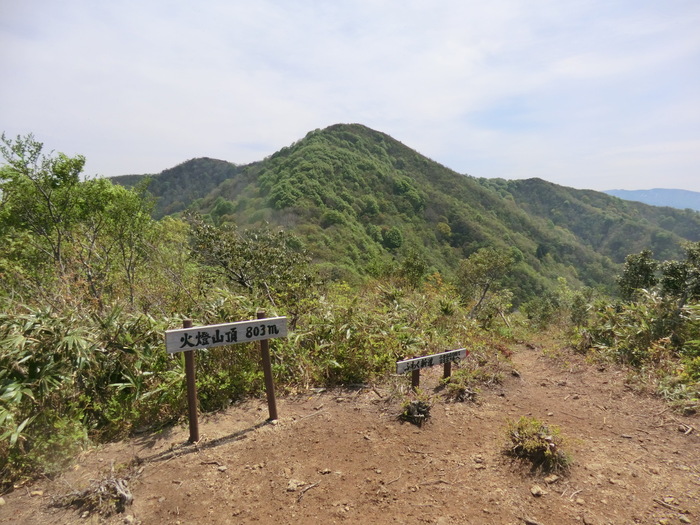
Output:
left=165, top=317, right=287, bottom=354
left=396, top=348, right=468, bottom=375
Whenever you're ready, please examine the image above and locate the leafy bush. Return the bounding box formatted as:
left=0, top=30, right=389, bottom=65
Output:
left=504, top=416, right=572, bottom=473
left=320, top=209, right=346, bottom=228
left=399, top=399, right=431, bottom=427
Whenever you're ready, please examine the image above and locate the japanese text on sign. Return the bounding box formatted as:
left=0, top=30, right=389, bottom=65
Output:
left=165, top=317, right=287, bottom=353
left=396, top=348, right=468, bottom=375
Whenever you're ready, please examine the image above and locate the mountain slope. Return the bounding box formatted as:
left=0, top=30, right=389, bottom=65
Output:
left=484, top=178, right=700, bottom=262
left=112, top=157, right=245, bottom=217
left=113, top=124, right=700, bottom=302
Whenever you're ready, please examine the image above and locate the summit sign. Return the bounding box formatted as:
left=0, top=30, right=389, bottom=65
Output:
left=165, top=317, right=288, bottom=354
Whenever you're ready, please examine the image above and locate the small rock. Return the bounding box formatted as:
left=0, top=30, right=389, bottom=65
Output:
left=319, top=468, right=331, bottom=475
left=81, top=511, right=90, bottom=518
left=30, top=490, right=43, bottom=497
left=544, top=474, right=560, bottom=484
left=124, top=516, right=135, bottom=524
left=217, top=465, right=228, bottom=472
left=530, top=484, right=546, bottom=497
left=679, top=516, right=691, bottom=524
left=0, top=497, right=5, bottom=506
left=287, top=479, right=305, bottom=492
left=576, top=497, right=585, bottom=505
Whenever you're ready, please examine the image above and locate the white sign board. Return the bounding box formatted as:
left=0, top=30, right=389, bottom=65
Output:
left=396, top=348, right=468, bottom=375
left=165, top=317, right=288, bottom=354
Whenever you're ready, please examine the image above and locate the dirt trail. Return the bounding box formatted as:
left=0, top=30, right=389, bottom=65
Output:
left=1, top=344, right=698, bottom=524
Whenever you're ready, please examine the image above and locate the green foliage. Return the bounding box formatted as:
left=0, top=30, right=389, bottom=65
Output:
left=381, top=226, right=403, bottom=250
left=399, top=398, right=431, bottom=427
left=0, top=133, right=157, bottom=308
left=399, top=249, right=429, bottom=288
left=457, top=246, right=515, bottom=319
left=590, top=243, right=700, bottom=361
left=618, top=242, right=700, bottom=309
left=0, top=304, right=167, bottom=482
left=618, top=250, right=658, bottom=301
left=656, top=375, right=699, bottom=415
left=320, top=209, right=346, bottom=228
left=504, top=416, right=572, bottom=473
left=501, top=177, right=700, bottom=268
left=186, top=214, right=319, bottom=313
left=579, top=292, right=675, bottom=365
left=441, top=345, right=510, bottom=402
left=112, top=157, right=242, bottom=218
left=521, top=278, right=594, bottom=330
left=659, top=242, right=700, bottom=308
left=1, top=133, right=85, bottom=271
left=681, top=351, right=700, bottom=382
left=577, top=255, right=700, bottom=406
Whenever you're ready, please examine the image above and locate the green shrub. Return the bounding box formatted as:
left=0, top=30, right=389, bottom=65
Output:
left=399, top=398, right=431, bottom=427
left=504, top=416, right=572, bottom=473
left=320, top=209, right=346, bottom=228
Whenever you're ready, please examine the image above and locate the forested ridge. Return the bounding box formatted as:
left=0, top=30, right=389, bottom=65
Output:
left=1, top=126, right=698, bottom=489
left=116, top=123, right=700, bottom=301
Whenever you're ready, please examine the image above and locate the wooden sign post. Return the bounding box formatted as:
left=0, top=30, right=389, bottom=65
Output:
left=257, top=310, right=278, bottom=421
left=396, top=348, right=469, bottom=391
left=165, top=315, right=288, bottom=442
left=182, top=319, right=199, bottom=443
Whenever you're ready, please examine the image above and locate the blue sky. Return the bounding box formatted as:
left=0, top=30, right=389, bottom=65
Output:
left=2, top=0, right=699, bottom=191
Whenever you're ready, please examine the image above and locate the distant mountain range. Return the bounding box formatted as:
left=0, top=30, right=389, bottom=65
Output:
left=604, top=189, right=700, bottom=212
left=112, top=124, right=700, bottom=303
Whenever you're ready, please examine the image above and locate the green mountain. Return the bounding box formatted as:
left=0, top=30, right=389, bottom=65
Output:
left=483, top=177, right=700, bottom=262
left=113, top=124, right=700, bottom=303
left=113, top=157, right=245, bottom=216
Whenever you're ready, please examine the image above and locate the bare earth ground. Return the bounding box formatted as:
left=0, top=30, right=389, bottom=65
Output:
left=2, top=343, right=699, bottom=525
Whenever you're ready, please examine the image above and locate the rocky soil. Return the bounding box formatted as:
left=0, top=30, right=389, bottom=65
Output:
left=1, top=343, right=698, bottom=524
